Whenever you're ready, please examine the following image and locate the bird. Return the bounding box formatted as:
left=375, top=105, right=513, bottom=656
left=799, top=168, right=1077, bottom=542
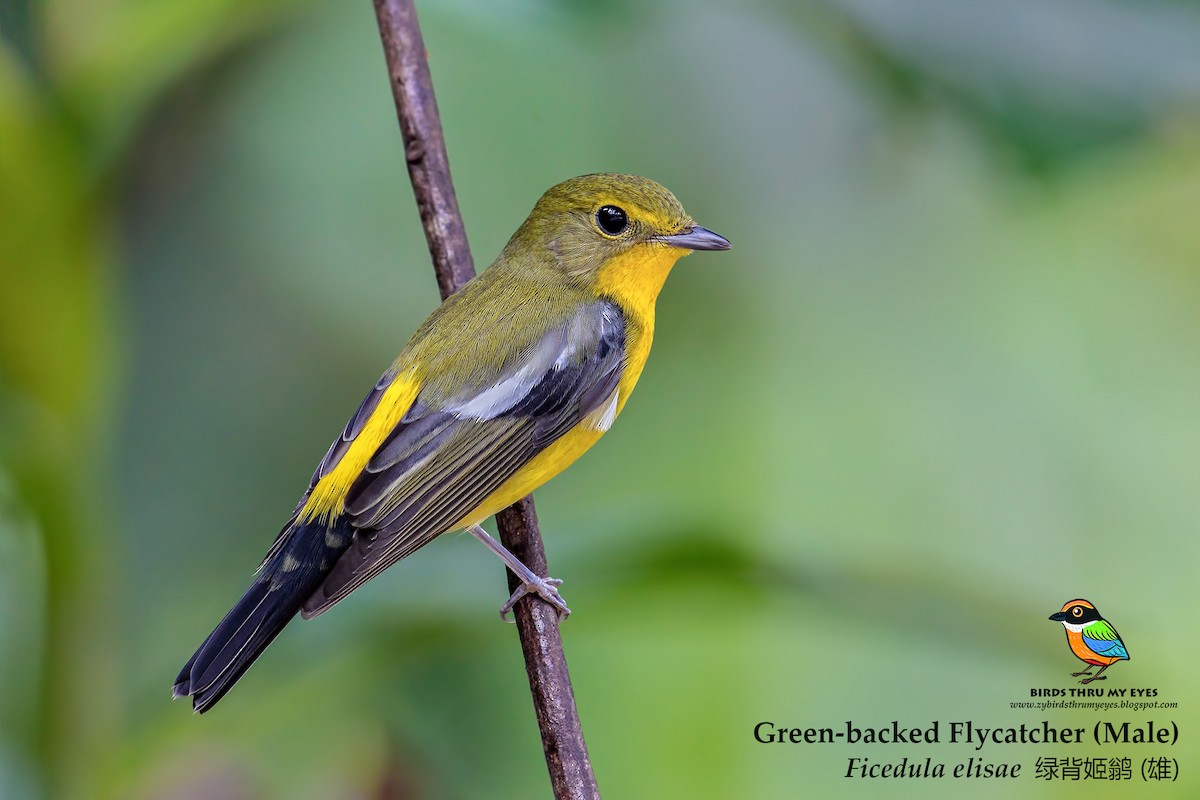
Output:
left=1048, top=599, right=1129, bottom=684
left=173, top=173, right=731, bottom=712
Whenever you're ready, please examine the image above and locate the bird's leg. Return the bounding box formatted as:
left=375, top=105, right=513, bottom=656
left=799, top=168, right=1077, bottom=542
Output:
left=1071, top=665, right=1094, bottom=677
left=1079, top=664, right=1110, bottom=685
left=466, top=524, right=570, bottom=622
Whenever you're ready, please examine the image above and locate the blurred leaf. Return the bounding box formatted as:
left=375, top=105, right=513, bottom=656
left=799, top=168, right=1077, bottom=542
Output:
left=796, top=0, right=1200, bottom=169
left=42, top=0, right=307, bottom=166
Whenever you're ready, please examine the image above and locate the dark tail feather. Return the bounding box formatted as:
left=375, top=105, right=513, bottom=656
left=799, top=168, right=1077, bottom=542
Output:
left=174, top=519, right=352, bottom=713
left=173, top=574, right=311, bottom=713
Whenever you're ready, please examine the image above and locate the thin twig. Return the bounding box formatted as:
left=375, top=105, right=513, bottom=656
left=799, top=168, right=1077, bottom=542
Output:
left=371, top=0, right=475, bottom=296
left=371, top=2, right=601, bottom=798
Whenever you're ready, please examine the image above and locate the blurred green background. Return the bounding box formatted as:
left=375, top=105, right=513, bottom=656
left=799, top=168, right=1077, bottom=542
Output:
left=2, top=0, right=1199, bottom=797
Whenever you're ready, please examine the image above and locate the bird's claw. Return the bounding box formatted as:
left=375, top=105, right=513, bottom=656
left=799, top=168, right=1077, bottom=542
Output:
left=500, top=576, right=570, bottom=622
left=1079, top=675, right=1107, bottom=685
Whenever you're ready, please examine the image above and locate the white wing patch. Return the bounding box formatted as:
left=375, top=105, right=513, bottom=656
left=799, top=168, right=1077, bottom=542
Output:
left=445, top=327, right=569, bottom=420
left=443, top=311, right=606, bottom=422
left=584, top=386, right=620, bottom=432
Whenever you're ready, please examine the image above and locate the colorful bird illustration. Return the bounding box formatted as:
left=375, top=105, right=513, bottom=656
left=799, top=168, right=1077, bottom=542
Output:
left=1048, top=599, right=1129, bottom=684
left=173, top=174, right=730, bottom=712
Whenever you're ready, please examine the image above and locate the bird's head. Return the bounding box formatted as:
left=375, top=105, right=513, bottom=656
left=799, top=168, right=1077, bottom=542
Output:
left=503, top=173, right=730, bottom=283
left=1050, top=599, right=1101, bottom=625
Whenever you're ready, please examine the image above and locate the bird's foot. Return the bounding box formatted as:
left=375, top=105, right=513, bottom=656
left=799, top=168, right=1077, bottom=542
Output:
left=1070, top=670, right=1093, bottom=677
left=465, top=524, right=572, bottom=623
left=500, top=576, right=570, bottom=622
left=1079, top=675, right=1107, bottom=685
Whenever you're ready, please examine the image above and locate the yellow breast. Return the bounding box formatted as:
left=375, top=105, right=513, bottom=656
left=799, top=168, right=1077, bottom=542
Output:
left=597, top=241, right=686, bottom=411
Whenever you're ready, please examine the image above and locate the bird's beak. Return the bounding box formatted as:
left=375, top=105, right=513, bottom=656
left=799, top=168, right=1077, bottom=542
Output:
left=658, top=225, right=731, bottom=251
left=1049, top=612, right=1067, bottom=622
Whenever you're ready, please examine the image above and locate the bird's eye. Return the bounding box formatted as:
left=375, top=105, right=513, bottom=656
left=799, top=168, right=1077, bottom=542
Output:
left=1072, top=607, right=1082, bottom=616
left=596, top=205, right=628, bottom=236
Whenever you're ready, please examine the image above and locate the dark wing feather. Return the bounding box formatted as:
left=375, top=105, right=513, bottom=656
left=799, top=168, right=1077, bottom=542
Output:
left=301, top=300, right=625, bottom=618
left=257, top=368, right=400, bottom=569
left=316, top=368, right=400, bottom=481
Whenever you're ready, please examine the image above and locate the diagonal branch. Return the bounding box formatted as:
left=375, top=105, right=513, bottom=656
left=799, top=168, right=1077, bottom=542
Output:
left=370, top=2, right=601, bottom=798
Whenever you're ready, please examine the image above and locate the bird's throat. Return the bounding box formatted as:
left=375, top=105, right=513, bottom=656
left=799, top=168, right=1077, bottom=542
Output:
left=594, top=243, right=688, bottom=416
left=593, top=244, right=686, bottom=326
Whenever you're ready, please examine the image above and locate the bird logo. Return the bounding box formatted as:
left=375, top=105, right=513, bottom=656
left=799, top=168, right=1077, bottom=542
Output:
left=1048, top=599, right=1130, bottom=684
